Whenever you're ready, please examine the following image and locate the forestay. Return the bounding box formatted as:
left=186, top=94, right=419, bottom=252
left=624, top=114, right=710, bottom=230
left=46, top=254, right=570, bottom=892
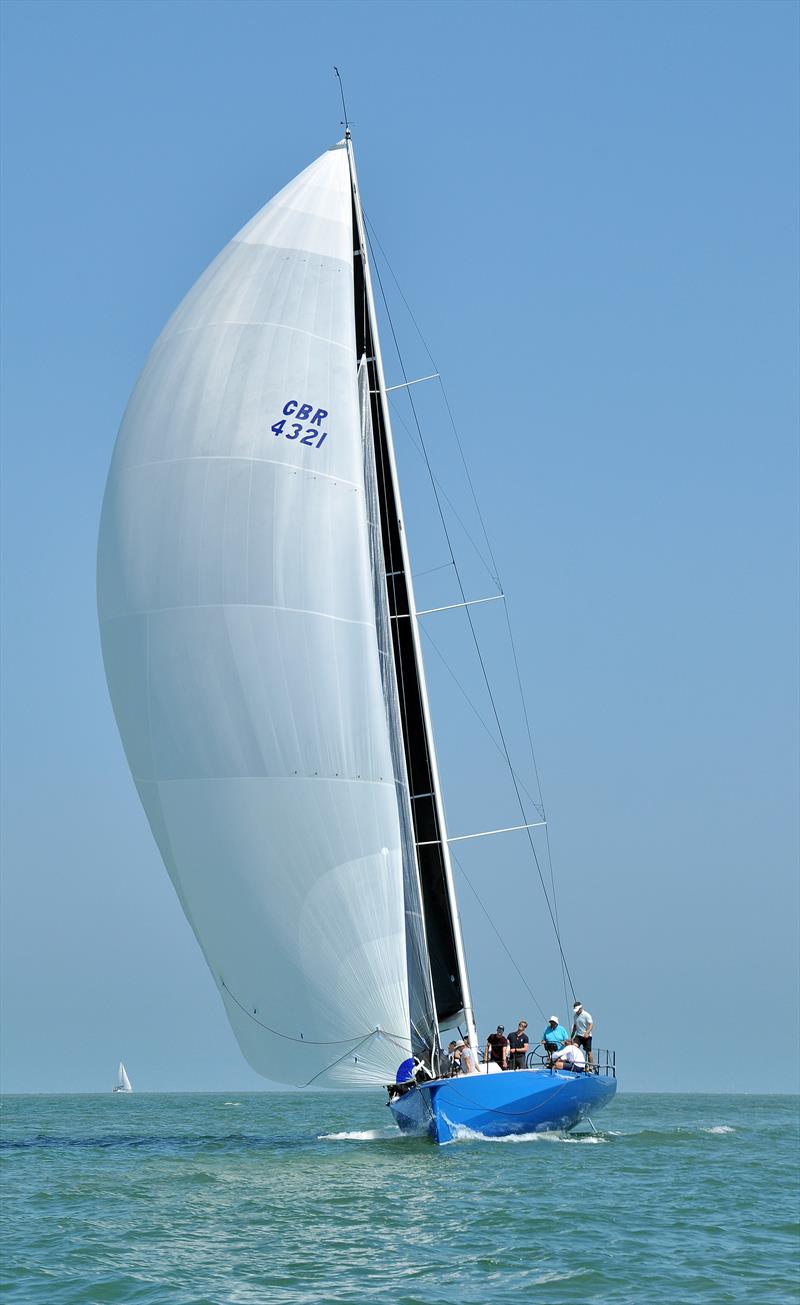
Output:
left=98, top=144, right=422, bottom=1086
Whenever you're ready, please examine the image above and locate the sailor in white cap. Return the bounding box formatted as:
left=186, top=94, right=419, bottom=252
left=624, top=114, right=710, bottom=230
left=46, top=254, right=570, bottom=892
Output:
left=457, top=1036, right=480, bottom=1076
left=540, top=1016, right=569, bottom=1061
left=571, top=1001, right=594, bottom=1066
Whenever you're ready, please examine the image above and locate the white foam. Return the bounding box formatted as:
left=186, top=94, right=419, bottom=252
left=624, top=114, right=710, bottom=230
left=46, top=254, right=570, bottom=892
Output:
left=703, top=1125, right=735, bottom=1134
left=318, top=1128, right=402, bottom=1141
left=449, top=1125, right=607, bottom=1144
left=222, top=1102, right=241, bottom=1107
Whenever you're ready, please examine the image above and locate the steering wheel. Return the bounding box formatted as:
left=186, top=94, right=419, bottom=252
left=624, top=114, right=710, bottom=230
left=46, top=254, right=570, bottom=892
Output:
left=527, top=1044, right=551, bottom=1067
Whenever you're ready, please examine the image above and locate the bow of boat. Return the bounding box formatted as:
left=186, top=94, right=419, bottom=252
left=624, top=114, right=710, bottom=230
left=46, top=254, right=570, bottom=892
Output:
left=388, top=1067, right=617, bottom=1144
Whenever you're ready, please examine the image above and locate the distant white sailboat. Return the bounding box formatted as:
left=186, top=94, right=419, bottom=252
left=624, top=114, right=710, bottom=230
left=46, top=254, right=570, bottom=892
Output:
left=112, top=1062, right=133, bottom=1093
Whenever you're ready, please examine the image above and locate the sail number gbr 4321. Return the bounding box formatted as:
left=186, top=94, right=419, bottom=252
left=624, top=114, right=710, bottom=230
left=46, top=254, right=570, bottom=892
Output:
left=271, top=399, right=328, bottom=450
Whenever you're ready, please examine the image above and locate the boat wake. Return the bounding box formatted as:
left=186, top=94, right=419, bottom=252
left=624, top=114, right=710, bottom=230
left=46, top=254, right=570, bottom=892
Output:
left=604, top=1125, right=737, bottom=1140
left=448, top=1125, right=608, bottom=1144
left=317, top=1122, right=737, bottom=1146
left=318, top=1128, right=403, bottom=1142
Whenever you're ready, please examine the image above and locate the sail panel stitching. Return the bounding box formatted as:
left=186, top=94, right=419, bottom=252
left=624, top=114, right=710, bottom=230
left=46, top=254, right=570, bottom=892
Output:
left=109, top=454, right=359, bottom=492
left=157, top=320, right=357, bottom=355
left=100, top=602, right=374, bottom=629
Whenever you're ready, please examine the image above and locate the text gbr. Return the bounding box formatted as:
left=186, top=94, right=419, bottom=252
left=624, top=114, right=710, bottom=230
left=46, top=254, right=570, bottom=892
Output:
left=271, top=400, right=328, bottom=450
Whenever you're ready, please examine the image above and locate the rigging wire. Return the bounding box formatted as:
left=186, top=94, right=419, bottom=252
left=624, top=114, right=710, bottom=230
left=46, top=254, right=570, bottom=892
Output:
left=387, top=399, right=501, bottom=589
left=364, top=213, right=553, bottom=805
left=501, top=594, right=571, bottom=1013
left=544, top=819, right=572, bottom=1024
left=364, top=209, right=503, bottom=588
left=364, top=222, right=578, bottom=1003
left=381, top=282, right=571, bottom=1003
left=363, top=215, right=500, bottom=590
left=364, top=210, right=575, bottom=1008
left=422, top=626, right=544, bottom=821
left=451, top=851, right=546, bottom=1022
left=413, top=561, right=456, bottom=580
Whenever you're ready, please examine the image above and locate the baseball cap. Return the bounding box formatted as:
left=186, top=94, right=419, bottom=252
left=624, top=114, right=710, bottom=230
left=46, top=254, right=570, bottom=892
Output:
left=548, top=1016, right=559, bottom=1025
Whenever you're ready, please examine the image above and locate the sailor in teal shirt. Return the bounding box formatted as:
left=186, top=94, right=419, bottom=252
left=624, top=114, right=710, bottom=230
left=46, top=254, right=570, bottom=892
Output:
left=541, top=1017, right=568, bottom=1053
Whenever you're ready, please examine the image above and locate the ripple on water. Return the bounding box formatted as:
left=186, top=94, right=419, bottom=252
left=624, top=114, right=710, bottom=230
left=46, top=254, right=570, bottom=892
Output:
left=1, top=1092, right=797, bottom=1305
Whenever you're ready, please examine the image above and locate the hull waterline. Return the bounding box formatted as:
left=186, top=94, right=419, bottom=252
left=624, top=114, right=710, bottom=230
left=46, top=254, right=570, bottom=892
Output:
left=388, top=1068, right=616, bottom=1143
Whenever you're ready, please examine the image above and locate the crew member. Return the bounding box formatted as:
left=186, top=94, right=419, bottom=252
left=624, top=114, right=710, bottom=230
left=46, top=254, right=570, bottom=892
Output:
left=552, top=1038, right=587, bottom=1072
left=507, top=1020, right=529, bottom=1069
left=484, top=1025, right=509, bottom=1069
left=571, top=1001, right=594, bottom=1066
left=540, top=1016, right=568, bottom=1059
left=441, top=1040, right=459, bottom=1077
left=459, top=1038, right=480, bottom=1075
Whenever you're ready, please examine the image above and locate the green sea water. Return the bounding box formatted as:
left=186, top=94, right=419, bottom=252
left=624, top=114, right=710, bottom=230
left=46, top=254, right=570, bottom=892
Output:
left=1, top=1092, right=797, bottom=1303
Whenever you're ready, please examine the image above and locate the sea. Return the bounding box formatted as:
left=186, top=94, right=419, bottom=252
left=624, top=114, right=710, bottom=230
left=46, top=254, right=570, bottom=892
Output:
left=1, top=1091, right=797, bottom=1304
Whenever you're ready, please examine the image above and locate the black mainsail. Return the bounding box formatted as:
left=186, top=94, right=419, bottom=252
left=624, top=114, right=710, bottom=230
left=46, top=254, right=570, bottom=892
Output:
left=347, top=137, right=477, bottom=1051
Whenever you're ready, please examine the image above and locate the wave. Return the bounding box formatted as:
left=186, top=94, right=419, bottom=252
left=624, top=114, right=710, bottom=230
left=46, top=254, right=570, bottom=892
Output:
left=604, top=1125, right=738, bottom=1141
left=533, top=1268, right=592, bottom=1285
left=445, top=1122, right=735, bottom=1144
left=449, top=1125, right=607, bottom=1144
left=317, top=1128, right=402, bottom=1142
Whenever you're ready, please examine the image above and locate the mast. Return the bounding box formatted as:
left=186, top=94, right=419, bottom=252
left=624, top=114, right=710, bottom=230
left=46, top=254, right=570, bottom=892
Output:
left=345, top=135, right=478, bottom=1058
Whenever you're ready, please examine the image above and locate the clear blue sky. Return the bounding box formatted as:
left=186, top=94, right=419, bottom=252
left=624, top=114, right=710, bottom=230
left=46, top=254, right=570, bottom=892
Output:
left=1, top=0, right=797, bottom=1095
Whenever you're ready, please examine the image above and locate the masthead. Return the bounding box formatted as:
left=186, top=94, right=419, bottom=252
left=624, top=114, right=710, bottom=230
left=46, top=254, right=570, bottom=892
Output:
left=333, top=66, right=351, bottom=136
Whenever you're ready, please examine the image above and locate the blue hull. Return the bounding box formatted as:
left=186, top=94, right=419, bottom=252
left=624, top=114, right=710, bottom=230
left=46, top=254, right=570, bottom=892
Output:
left=388, top=1068, right=617, bottom=1143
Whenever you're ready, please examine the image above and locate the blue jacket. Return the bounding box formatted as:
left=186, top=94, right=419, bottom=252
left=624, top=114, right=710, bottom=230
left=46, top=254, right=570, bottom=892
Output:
left=541, top=1023, right=568, bottom=1048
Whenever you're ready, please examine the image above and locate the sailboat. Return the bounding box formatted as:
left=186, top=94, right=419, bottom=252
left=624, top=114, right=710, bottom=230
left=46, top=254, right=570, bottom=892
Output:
left=113, top=1062, right=133, bottom=1093
left=97, top=131, right=616, bottom=1142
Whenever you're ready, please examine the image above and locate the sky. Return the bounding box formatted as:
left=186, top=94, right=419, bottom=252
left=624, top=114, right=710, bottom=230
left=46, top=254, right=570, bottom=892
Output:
left=1, top=0, right=797, bottom=1096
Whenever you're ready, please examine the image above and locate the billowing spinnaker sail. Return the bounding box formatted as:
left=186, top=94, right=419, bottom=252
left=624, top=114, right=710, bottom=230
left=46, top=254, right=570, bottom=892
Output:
left=98, top=144, right=415, bottom=1087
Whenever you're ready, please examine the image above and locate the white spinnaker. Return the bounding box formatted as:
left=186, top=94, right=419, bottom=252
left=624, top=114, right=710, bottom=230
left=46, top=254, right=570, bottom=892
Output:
left=98, top=144, right=413, bottom=1087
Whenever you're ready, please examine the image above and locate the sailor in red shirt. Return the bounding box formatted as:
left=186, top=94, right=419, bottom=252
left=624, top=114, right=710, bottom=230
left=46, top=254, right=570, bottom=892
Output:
left=484, top=1025, right=509, bottom=1069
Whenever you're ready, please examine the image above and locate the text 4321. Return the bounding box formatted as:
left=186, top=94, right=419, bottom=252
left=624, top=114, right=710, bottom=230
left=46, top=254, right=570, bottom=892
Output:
left=271, top=399, right=329, bottom=449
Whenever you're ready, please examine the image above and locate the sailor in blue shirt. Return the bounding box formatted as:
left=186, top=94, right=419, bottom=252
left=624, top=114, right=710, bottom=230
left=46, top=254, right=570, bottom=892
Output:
left=540, top=1016, right=569, bottom=1057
